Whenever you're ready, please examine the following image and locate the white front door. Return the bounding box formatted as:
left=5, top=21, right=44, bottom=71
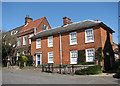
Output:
left=36, top=53, right=42, bottom=66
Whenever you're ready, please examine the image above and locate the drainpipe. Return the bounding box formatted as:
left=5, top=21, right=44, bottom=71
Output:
left=59, top=33, right=62, bottom=65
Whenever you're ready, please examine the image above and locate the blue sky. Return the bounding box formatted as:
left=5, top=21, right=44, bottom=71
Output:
left=2, top=2, right=118, bottom=43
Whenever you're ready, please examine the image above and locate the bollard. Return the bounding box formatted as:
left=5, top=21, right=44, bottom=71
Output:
left=45, top=65, right=47, bottom=72
left=71, top=65, right=74, bottom=75
left=59, top=64, right=61, bottom=74
left=52, top=64, right=53, bottom=72
left=48, top=64, right=50, bottom=73
left=42, top=65, right=44, bottom=72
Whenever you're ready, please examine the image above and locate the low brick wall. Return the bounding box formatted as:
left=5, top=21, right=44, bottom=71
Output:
left=23, top=65, right=95, bottom=74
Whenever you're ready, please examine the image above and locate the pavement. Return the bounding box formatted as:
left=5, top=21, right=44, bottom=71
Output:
left=2, top=69, right=120, bottom=84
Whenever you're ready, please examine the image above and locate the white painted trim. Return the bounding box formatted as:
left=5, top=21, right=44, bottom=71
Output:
left=48, top=52, right=54, bottom=63
left=23, top=36, right=27, bottom=45
left=85, top=28, right=94, bottom=43
left=69, top=32, right=77, bottom=45
left=48, top=36, right=53, bottom=47
left=29, top=34, right=34, bottom=44
left=36, top=38, right=41, bottom=49
left=70, top=50, right=78, bottom=64
left=36, top=53, right=42, bottom=67
left=86, top=48, right=95, bottom=62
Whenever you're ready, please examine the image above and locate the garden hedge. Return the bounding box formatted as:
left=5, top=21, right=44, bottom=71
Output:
left=75, top=65, right=102, bottom=75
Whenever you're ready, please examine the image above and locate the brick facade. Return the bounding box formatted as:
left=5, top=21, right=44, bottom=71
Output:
left=31, top=17, right=115, bottom=70
left=17, top=15, right=51, bottom=56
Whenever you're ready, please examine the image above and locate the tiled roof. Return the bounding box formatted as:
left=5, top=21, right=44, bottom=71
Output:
left=30, top=20, right=115, bottom=39
left=20, top=17, right=45, bottom=32
left=3, top=25, right=24, bottom=37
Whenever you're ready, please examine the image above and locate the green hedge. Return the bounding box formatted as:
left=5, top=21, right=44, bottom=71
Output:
left=75, top=65, right=102, bottom=75
left=113, top=66, right=120, bottom=78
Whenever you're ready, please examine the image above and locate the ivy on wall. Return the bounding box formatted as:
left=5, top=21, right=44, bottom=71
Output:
left=77, top=50, right=94, bottom=65
left=78, top=50, right=85, bottom=65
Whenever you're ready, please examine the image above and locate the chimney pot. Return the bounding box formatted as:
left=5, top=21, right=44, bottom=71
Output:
left=25, top=15, right=33, bottom=25
left=63, top=17, right=71, bottom=25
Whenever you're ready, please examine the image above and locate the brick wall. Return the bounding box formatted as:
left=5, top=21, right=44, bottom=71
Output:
left=17, top=18, right=51, bottom=55
left=31, top=25, right=114, bottom=66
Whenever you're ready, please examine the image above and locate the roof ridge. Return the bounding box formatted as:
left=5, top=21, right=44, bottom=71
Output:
left=6, top=25, right=24, bottom=32
left=33, top=16, right=46, bottom=22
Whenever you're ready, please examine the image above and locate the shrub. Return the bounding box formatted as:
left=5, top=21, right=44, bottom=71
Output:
left=115, top=59, right=120, bottom=69
left=17, top=54, right=28, bottom=68
left=26, top=55, right=33, bottom=66
left=75, top=65, right=102, bottom=75
left=81, top=62, right=94, bottom=65
left=113, top=66, right=120, bottom=78
left=22, top=56, right=28, bottom=62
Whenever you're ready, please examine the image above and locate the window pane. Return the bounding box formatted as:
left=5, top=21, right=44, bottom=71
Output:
left=85, top=29, right=94, bottom=43
left=70, top=50, right=77, bottom=64
left=70, top=32, right=77, bottom=45
left=48, top=52, right=53, bottom=63
left=36, top=39, right=41, bottom=48
left=48, top=36, right=53, bottom=47
left=86, top=49, right=95, bottom=62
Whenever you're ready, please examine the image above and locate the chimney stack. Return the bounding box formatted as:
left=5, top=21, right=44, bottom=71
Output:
left=25, top=15, right=33, bottom=25
left=63, top=17, right=71, bottom=25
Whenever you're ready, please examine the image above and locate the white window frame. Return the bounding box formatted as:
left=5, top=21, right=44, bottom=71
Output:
left=36, top=53, right=42, bottom=67
left=70, top=50, right=78, bottom=64
left=70, top=32, right=77, bottom=45
left=36, top=38, right=41, bottom=49
left=17, top=37, right=21, bottom=46
left=85, top=28, right=94, bottom=43
left=86, top=48, right=95, bottom=62
left=23, top=36, right=27, bottom=45
left=48, top=36, right=53, bottom=47
left=42, top=24, right=48, bottom=30
left=48, top=52, right=54, bottom=63
left=29, top=34, right=34, bottom=44
left=11, top=30, right=18, bottom=35
left=23, top=51, right=26, bottom=55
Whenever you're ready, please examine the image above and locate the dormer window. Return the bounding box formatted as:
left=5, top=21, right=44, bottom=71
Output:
left=42, top=24, right=48, bottom=30
left=11, top=30, right=18, bottom=35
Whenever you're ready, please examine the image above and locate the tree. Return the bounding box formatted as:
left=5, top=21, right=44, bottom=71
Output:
left=2, top=31, right=17, bottom=66
left=95, top=47, right=104, bottom=66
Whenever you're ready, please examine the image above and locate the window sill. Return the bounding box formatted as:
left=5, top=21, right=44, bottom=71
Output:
left=36, top=48, right=41, bottom=49
left=70, top=43, right=78, bottom=46
left=48, top=62, right=54, bottom=64
left=48, top=46, right=53, bottom=48
left=85, top=41, right=94, bottom=44
left=70, top=63, right=77, bottom=65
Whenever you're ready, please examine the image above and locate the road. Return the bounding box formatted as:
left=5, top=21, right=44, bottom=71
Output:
left=2, top=69, right=120, bottom=84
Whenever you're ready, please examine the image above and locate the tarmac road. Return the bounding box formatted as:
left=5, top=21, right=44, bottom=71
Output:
left=2, top=69, right=120, bottom=84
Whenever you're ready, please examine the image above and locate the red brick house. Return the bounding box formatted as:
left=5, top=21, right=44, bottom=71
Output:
left=17, top=15, right=51, bottom=58
left=30, top=17, right=115, bottom=70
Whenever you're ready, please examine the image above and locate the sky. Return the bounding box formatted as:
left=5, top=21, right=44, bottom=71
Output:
left=2, top=2, right=118, bottom=44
